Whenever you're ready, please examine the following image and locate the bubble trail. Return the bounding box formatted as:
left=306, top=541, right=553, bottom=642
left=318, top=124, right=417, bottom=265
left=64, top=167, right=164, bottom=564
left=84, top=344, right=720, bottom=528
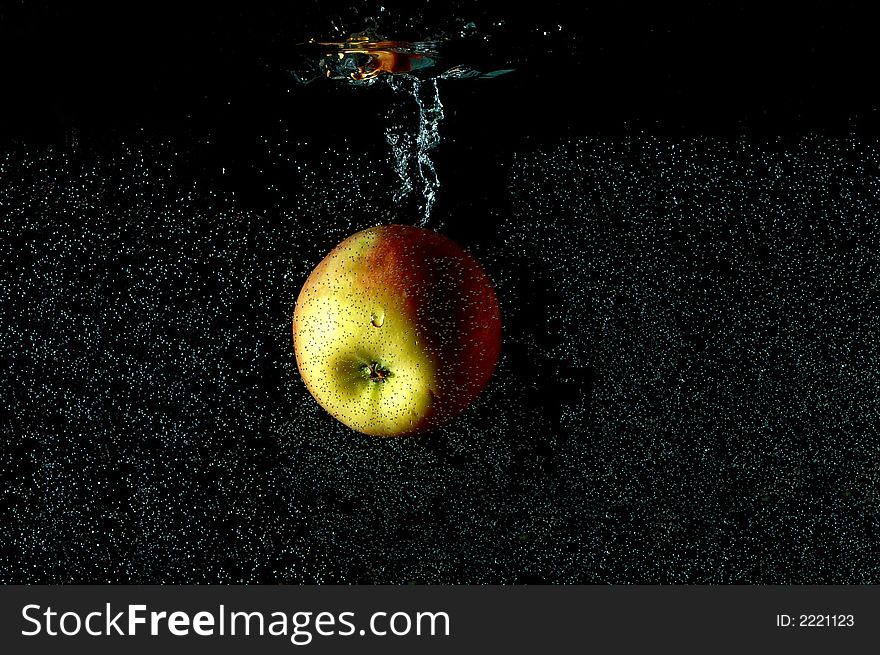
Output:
left=295, top=30, right=513, bottom=228
left=384, top=75, right=444, bottom=227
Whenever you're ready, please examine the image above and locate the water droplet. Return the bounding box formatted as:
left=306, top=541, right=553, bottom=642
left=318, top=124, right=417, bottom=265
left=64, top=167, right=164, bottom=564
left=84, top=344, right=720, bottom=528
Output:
left=371, top=310, right=385, bottom=327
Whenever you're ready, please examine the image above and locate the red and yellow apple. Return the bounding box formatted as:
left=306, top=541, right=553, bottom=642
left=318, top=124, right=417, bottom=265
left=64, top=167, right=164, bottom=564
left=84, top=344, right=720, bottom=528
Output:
left=293, top=224, right=502, bottom=437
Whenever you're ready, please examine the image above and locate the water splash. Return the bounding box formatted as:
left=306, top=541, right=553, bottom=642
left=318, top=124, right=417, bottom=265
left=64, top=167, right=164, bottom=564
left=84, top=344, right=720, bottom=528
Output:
left=384, top=75, right=444, bottom=226
left=291, top=29, right=514, bottom=226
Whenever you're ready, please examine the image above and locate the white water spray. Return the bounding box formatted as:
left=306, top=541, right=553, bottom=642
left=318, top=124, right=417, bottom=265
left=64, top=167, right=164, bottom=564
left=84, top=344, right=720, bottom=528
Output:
left=384, top=76, right=444, bottom=226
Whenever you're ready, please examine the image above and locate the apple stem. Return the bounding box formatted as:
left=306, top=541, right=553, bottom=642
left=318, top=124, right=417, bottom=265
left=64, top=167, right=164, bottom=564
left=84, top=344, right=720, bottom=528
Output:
left=366, top=362, right=391, bottom=382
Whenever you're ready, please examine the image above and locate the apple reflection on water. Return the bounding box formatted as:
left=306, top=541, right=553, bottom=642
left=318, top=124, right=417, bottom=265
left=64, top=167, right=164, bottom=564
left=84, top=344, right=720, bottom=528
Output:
left=293, top=30, right=516, bottom=85
left=293, top=224, right=502, bottom=437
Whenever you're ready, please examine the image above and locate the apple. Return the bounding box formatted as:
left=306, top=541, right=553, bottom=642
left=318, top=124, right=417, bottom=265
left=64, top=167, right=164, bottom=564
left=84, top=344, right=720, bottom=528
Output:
left=293, top=224, right=502, bottom=437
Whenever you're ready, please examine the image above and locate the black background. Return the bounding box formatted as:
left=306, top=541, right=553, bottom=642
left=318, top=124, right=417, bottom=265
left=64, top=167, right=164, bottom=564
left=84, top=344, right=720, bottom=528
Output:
left=2, top=2, right=880, bottom=583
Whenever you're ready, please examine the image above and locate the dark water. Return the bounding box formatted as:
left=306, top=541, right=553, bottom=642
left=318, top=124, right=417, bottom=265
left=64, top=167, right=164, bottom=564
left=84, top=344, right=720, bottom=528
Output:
left=2, top=3, right=880, bottom=583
